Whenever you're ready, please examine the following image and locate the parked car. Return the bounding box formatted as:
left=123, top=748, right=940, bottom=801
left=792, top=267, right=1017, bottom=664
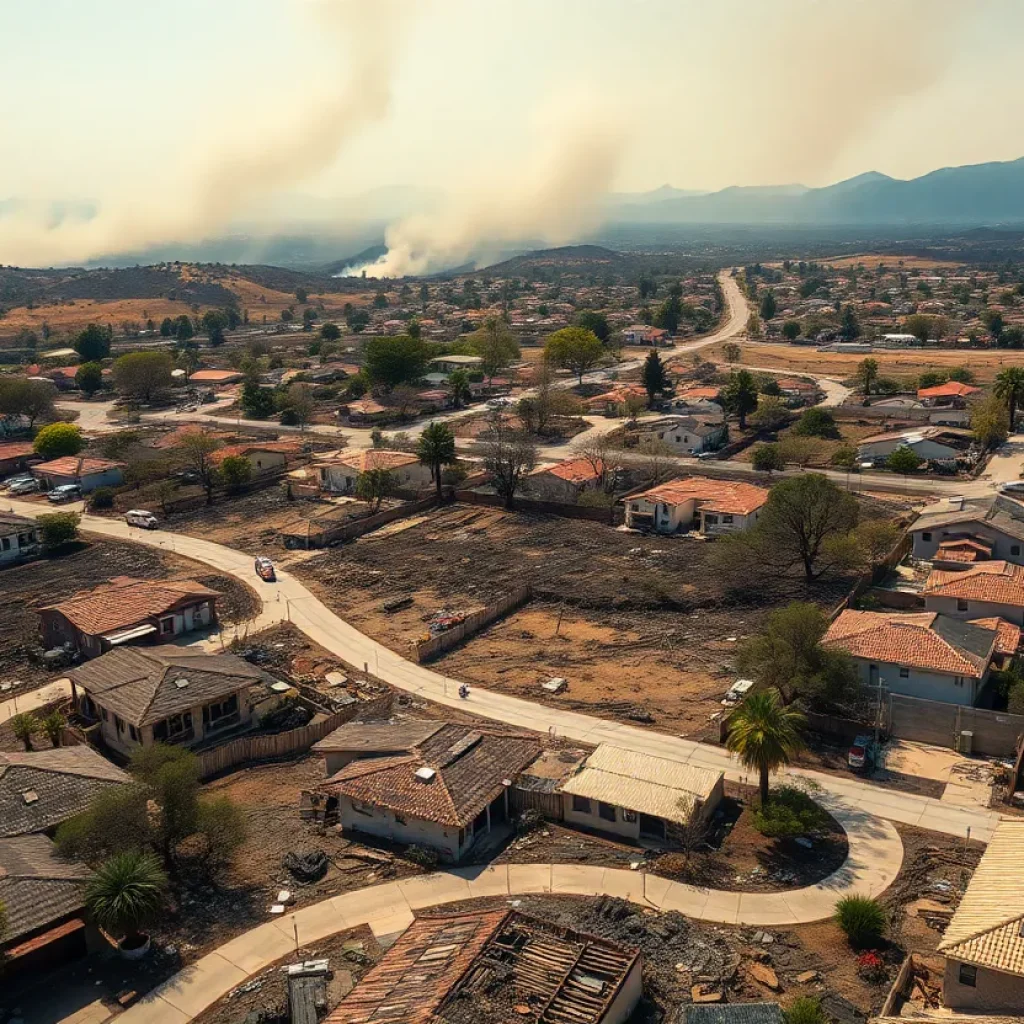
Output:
left=721, top=678, right=755, bottom=706
left=254, top=555, right=276, bottom=582
left=486, top=397, right=513, bottom=409
left=998, top=481, right=1024, bottom=496
left=696, top=451, right=718, bottom=461
left=847, top=734, right=877, bottom=771
left=125, top=509, right=158, bottom=529
left=8, top=477, right=40, bottom=495
left=47, top=484, right=82, bottom=503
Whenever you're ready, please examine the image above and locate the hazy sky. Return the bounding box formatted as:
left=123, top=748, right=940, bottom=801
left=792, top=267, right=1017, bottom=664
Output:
left=2, top=0, right=1024, bottom=264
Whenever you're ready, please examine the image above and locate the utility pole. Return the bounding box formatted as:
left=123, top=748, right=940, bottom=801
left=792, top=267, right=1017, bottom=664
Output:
left=874, top=675, right=885, bottom=753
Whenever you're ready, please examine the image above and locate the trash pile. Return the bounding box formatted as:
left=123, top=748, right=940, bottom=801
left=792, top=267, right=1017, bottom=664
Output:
left=426, top=608, right=469, bottom=636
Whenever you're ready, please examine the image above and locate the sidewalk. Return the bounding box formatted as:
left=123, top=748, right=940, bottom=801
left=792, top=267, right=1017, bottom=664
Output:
left=122, top=797, right=903, bottom=1024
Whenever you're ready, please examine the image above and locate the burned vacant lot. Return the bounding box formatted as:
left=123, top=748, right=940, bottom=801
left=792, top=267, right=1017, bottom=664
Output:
left=295, top=503, right=880, bottom=736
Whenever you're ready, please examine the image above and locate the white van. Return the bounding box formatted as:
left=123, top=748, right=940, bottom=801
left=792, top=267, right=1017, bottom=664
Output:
left=125, top=509, right=158, bottom=529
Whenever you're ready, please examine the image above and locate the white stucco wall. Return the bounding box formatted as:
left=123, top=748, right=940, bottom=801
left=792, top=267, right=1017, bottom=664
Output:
left=337, top=796, right=469, bottom=861
left=625, top=496, right=696, bottom=533
left=925, top=593, right=1024, bottom=626
left=0, top=525, right=39, bottom=564
left=911, top=521, right=1024, bottom=564
left=850, top=657, right=981, bottom=706
left=943, top=958, right=1024, bottom=1013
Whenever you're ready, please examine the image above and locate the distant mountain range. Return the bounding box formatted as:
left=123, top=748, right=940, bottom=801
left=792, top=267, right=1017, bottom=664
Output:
left=606, top=158, right=1024, bottom=226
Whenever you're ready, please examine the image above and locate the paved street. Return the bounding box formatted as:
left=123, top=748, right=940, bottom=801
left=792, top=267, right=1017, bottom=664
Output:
left=5, top=499, right=1002, bottom=844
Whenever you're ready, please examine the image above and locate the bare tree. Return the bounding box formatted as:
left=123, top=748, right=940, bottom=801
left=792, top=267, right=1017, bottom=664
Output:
left=571, top=434, right=617, bottom=492
left=637, top=438, right=676, bottom=485
left=482, top=414, right=537, bottom=509
left=175, top=430, right=222, bottom=505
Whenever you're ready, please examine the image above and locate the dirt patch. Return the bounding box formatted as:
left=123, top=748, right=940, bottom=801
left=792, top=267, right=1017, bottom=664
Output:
left=0, top=538, right=259, bottom=694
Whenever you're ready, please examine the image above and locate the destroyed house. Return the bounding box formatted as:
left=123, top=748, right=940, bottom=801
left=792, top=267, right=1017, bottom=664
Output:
left=319, top=723, right=540, bottom=863
left=325, top=909, right=642, bottom=1024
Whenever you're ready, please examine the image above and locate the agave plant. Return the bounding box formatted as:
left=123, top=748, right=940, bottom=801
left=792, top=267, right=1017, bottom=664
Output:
left=86, top=851, right=168, bottom=950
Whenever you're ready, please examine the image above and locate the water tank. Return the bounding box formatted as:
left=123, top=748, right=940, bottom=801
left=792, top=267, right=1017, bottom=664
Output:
left=959, top=730, right=974, bottom=755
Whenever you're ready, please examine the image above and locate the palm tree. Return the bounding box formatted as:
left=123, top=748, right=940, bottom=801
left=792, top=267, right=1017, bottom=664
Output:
left=41, top=710, right=67, bottom=748
left=10, top=712, right=39, bottom=752
left=726, top=688, right=805, bottom=806
left=86, top=851, right=167, bottom=951
left=416, top=421, right=457, bottom=500
left=994, top=366, right=1024, bottom=427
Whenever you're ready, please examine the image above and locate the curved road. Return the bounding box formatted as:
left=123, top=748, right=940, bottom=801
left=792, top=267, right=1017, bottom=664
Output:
left=123, top=802, right=902, bottom=1023
left=3, top=499, right=1001, bottom=845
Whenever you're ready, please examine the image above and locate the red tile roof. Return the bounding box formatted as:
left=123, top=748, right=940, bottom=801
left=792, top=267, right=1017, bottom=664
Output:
left=33, top=456, right=124, bottom=478
left=924, top=561, right=1024, bottom=607
left=0, top=442, right=36, bottom=460
left=824, top=610, right=995, bottom=678
left=209, top=441, right=299, bottom=466
left=533, top=458, right=606, bottom=486
left=676, top=386, right=721, bottom=401
left=42, top=576, right=220, bottom=636
left=918, top=381, right=982, bottom=399
left=316, top=448, right=419, bottom=472
left=631, top=476, right=769, bottom=516
left=968, top=618, right=1021, bottom=656
left=152, top=426, right=234, bottom=450
left=188, top=369, right=243, bottom=383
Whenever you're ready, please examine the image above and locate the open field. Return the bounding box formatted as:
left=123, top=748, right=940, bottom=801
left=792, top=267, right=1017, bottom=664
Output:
left=293, top=503, right=869, bottom=734
left=706, top=339, right=1024, bottom=384
left=818, top=254, right=966, bottom=271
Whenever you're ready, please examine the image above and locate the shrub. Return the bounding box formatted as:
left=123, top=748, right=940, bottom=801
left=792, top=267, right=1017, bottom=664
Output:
left=785, top=997, right=826, bottom=1024
left=33, top=422, right=83, bottom=459
left=794, top=407, right=840, bottom=439
left=751, top=785, right=830, bottom=838
left=405, top=844, right=439, bottom=869
left=38, top=511, right=80, bottom=549
left=90, top=487, right=115, bottom=510
left=85, top=851, right=167, bottom=947
left=856, top=950, right=888, bottom=983
left=55, top=785, right=152, bottom=863
left=836, top=895, right=886, bottom=948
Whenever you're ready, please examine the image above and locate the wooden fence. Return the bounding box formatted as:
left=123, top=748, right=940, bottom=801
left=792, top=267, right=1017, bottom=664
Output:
left=195, top=692, right=392, bottom=779
left=414, top=586, right=533, bottom=662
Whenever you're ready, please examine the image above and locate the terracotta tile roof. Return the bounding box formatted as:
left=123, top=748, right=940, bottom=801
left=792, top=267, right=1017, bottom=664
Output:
left=917, top=381, right=982, bottom=399
left=823, top=610, right=997, bottom=678
left=33, top=456, right=125, bottom=478
left=0, top=747, right=130, bottom=838
left=209, top=441, right=299, bottom=465
left=317, top=448, right=419, bottom=472
left=935, top=538, right=993, bottom=564
left=323, top=724, right=540, bottom=828
left=939, top=819, right=1024, bottom=976
left=346, top=398, right=387, bottom=415
left=68, top=646, right=268, bottom=727
left=42, top=575, right=220, bottom=636
left=676, top=386, right=721, bottom=401
left=0, top=441, right=36, bottom=460
left=968, top=617, right=1021, bottom=656
left=188, top=369, right=244, bottom=383
left=325, top=910, right=509, bottom=1024
left=924, top=561, right=1024, bottom=607
left=152, top=425, right=234, bottom=449
left=532, top=458, right=606, bottom=485
left=0, top=835, right=93, bottom=943
left=631, top=476, right=769, bottom=516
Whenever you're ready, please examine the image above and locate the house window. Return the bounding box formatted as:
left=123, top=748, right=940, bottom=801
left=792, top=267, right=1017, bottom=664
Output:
left=1013, top=545, right=1021, bottom=557
left=129, top=725, right=139, bottom=741
left=153, top=711, right=193, bottom=742
left=598, top=802, right=616, bottom=823
left=922, top=532, right=932, bottom=542
left=722, top=514, right=734, bottom=524
left=954, top=676, right=965, bottom=687
left=100, top=707, right=109, bottom=722
left=203, top=694, right=239, bottom=730
left=956, top=599, right=969, bottom=612
left=958, top=964, right=977, bottom=988
left=622, top=808, right=637, bottom=823
left=572, top=795, right=592, bottom=814
left=159, top=616, right=175, bottom=634
left=114, top=715, right=125, bottom=733
left=705, top=514, right=718, bottom=525
left=1, top=537, right=10, bottom=551
left=899, top=667, right=910, bottom=678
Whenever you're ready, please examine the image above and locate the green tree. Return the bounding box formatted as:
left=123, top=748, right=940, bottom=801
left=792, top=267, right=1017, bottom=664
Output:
left=356, top=467, right=397, bottom=511
left=726, top=688, right=805, bottom=805
left=41, top=709, right=67, bottom=748
left=364, top=335, right=429, bottom=389
left=750, top=398, right=790, bottom=433
left=200, top=309, right=228, bottom=345
left=38, top=511, right=80, bottom=549
left=0, top=377, right=56, bottom=428
left=86, top=851, right=167, bottom=950
left=469, top=317, right=520, bottom=382
left=33, top=421, right=83, bottom=459
left=723, top=369, right=759, bottom=429
left=481, top=414, right=537, bottom=509
left=722, top=342, right=742, bottom=363
left=758, top=474, right=859, bottom=581
left=752, top=443, right=785, bottom=473
left=759, top=289, right=777, bottom=321
left=972, top=393, right=1011, bottom=449
left=794, top=406, right=840, bottom=439
left=416, top=421, right=458, bottom=500
left=346, top=308, right=370, bottom=333
left=320, top=322, right=341, bottom=342
left=447, top=368, right=472, bottom=408
left=295, top=286, right=308, bottom=304
left=159, top=317, right=174, bottom=337
left=240, top=382, right=275, bottom=419
left=948, top=365, right=976, bottom=384
left=641, top=349, right=669, bottom=407
left=994, top=366, right=1024, bottom=424
left=278, top=382, right=316, bottom=430
left=75, top=361, right=104, bottom=396
left=544, top=327, right=604, bottom=384
left=653, top=295, right=683, bottom=333
left=903, top=313, right=947, bottom=343
left=372, top=291, right=388, bottom=309
left=857, top=357, right=879, bottom=396
left=886, top=445, right=923, bottom=476
left=175, top=429, right=222, bottom=505
left=219, top=454, right=252, bottom=493
left=982, top=308, right=1005, bottom=342
left=10, top=712, right=39, bottom=751
left=129, top=745, right=201, bottom=862
left=74, top=323, right=112, bottom=361
left=174, top=315, right=194, bottom=343
left=575, top=310, right=610, bottom=344
left=839, top=305, right=860, bottom=340
left=782, top=320, right=801, bottom=341
left=112, top=351, right=174, bottom=403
